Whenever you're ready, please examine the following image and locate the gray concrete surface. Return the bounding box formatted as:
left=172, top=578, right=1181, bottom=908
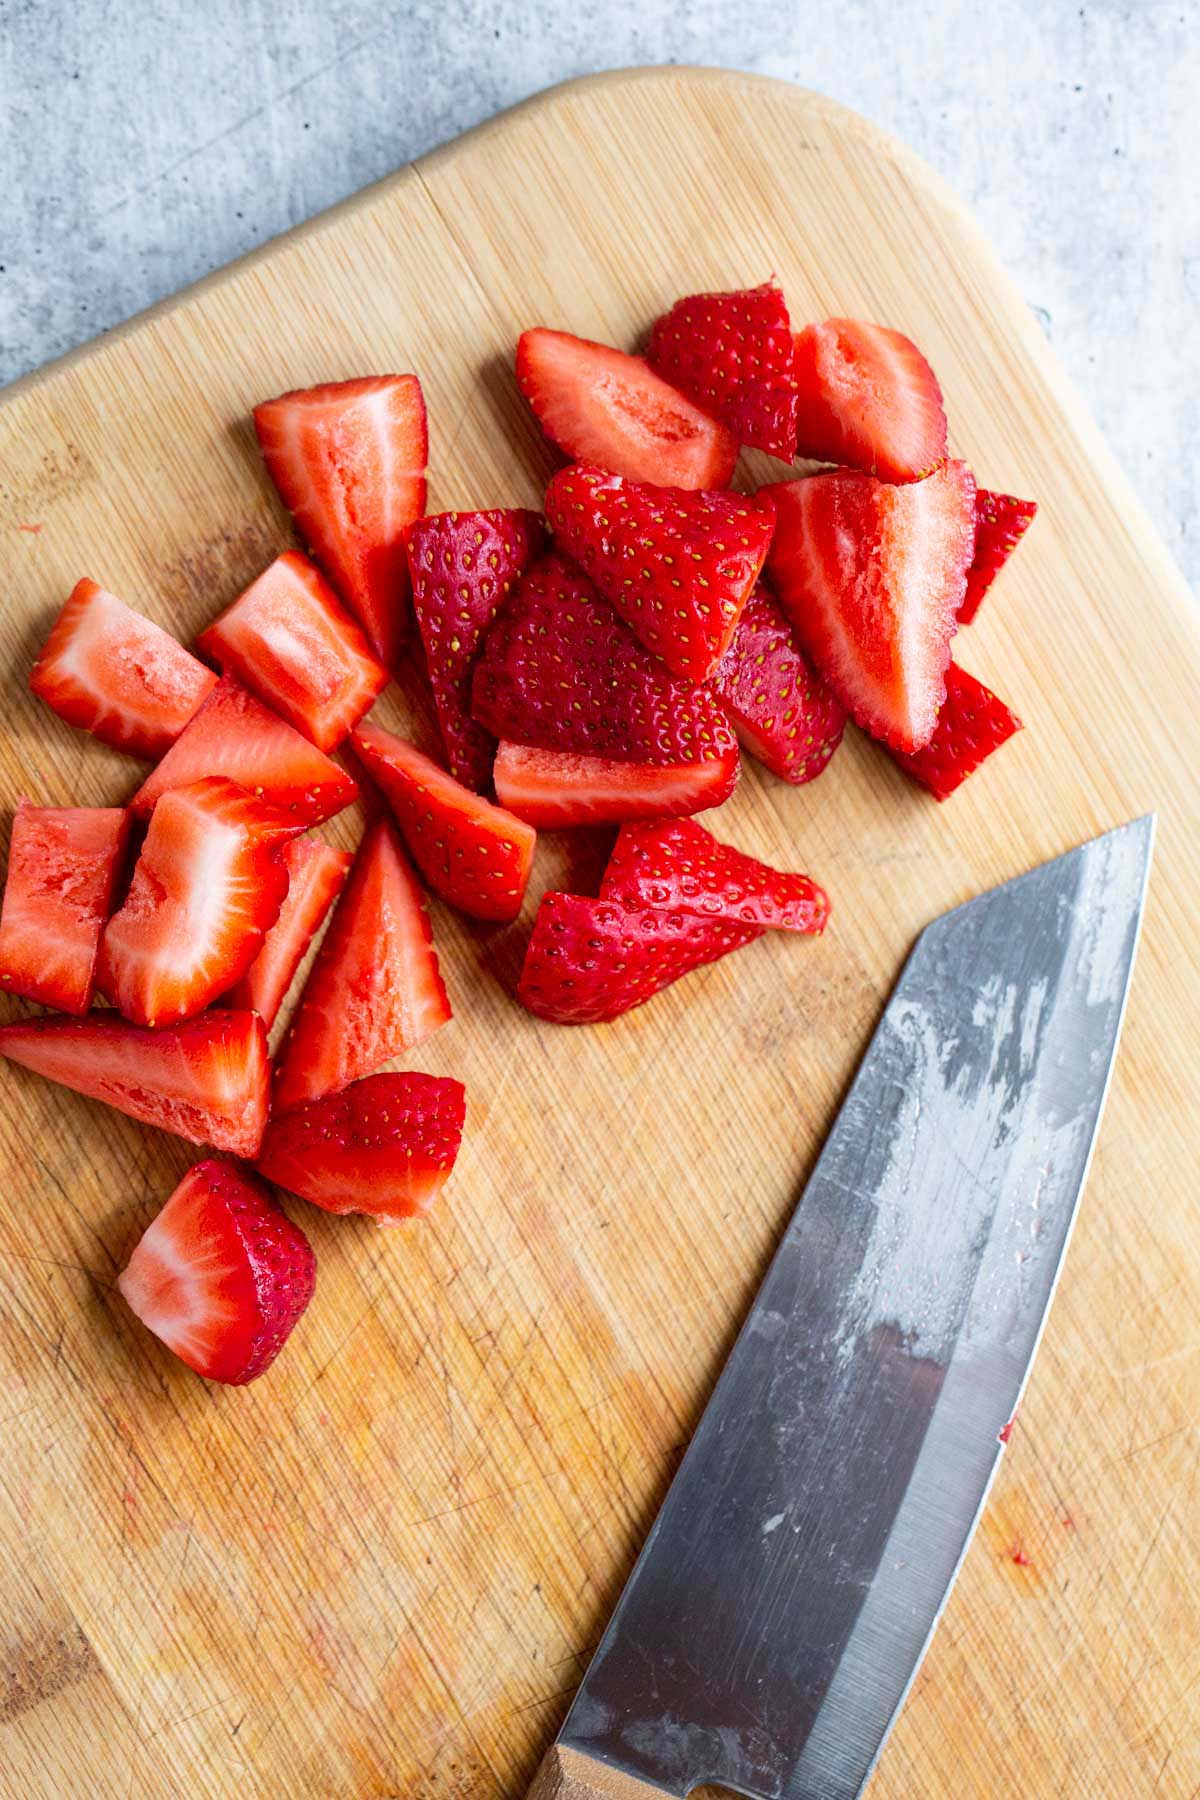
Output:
left=1, top=2, right=1196, bottom=587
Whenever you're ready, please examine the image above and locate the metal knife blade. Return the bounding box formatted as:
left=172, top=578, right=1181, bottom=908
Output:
left=553, top=818, right=1154, bottom=1800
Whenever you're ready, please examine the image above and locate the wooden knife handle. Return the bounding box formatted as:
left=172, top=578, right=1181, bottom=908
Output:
left=526, top=1743, right=670, bottom=1798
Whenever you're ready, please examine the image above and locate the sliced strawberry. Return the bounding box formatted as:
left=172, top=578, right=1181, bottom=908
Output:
left=791, top=320, right=948, bottom=484
left=600, top=818, right=830, bottom=934
left=257, top=1072, right=466, bottom=1223
left=471, top=554, right=738, bottom=767
left=712, top=583, right=846, bottom=785
left=960, top=489, right=1038, bottom=624
left=647, top=281, right=799, bottom=460
left=351, top=724, right=534, bottom=924
left=408, top=508, right=545, bottom=790
left=887, top=663, right=1023, bottom=799
left=0, top=1009, right=269, bottom=1156
left=493, top=741, right=739, bottom=827
left=118, top=1159, right=314, bottom=1385
left=130, top=675, right=358, bottom=824
left=30, top=577, right=217, bottom=760
left=273, top=816, right=450, bottom=1111
left=254, top=375, right=428, bottom=668
left=545, top=466, right=775, bottom=683
left=517, top=891, right=760, bottom=1026
left=223, top=835, right=351, bottom=1028
left=516, top=329, right=737, bottom=490
left=764, top=461, right=976, bottom=753
left=0, top=802, right=130, bottom=1014
left=196, top=551, right=387, bottom=751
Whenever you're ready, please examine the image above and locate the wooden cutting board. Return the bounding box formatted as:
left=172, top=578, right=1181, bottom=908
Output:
left=0, top=65, right=1197, bottom=1800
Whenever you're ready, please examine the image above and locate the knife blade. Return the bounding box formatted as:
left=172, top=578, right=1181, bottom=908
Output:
left=527, top=818, right=1154, bottom=1800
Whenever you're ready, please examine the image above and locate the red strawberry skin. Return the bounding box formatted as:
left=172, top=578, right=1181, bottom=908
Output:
left=471, top=554, right=738, bottom=766
left=493, top=741, right=738, bottom=827
left=960, top=489, right=1038, bottom=624
left=118, top=1159, right=315, bottom=1385
left=130, top=675, right=358, bottom=825
left=516, top=329, right=737, bottom=490
left=712, top=582, right=846, bottom=785
left=888, top=663, right=1023, bottom=799
left=0, top=1009, right=270, bottom=1157
left=792, top=319, right=948, bottom=484
left=408, top=508, right=544, bottom=791
left=545, top=465, right=775, bottom=683
left=352, top=723, right=535, bottom=924
left=30, top=578, right=217, bottom=760
left=0, top=802, right=130, bottom=1014
left=254, top=375, right=428, bottom=669
left=197, top=551, right=388, bottom=751
left=600, top=818, right=830, bottom=934
left=223, top=835, right=351, bottom=1028
left=258, top=1072, right=466, bottom=1223
left=647, top=281, right=799, bottom=460
left=764, top=461, right=976, bottom=753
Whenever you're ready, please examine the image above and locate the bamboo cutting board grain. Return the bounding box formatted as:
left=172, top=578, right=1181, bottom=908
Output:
left=0, top=67, right=1197, bottom=1800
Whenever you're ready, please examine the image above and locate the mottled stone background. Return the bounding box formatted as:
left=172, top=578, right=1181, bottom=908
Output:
left=1, top=0, right=1195, bottom=585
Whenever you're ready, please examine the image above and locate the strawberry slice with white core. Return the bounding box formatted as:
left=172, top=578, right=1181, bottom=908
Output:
left=791, top=319, right=948, bottom=484
left=493, top=741, right=739, bottom=827
left=222, top=835, right=351, bottom=1028
left=0, top=802, right=130, bottom=1013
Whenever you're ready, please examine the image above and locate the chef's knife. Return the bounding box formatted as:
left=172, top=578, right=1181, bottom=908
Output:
left=527, top=818, right=1154, bottom=1800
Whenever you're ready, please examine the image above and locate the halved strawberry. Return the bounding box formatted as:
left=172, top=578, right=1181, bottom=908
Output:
left=764, top=461, right=976, bottom=753
left=351, top=723, right=534, bottom=923
left=517, top=891, right=760, bottom=1026
left=130, top=675, right=358, bottom=824
left=647, top=281, right=799, bottom=460
left=273, top=816, right=450, bottom=1111
left=545, top=466, right=775, bottom=683
left=712, top=583, right=846, bottom=785
left=887, top=663, right=1023, bottom=799
left=0, top=1009, right=269, bottom=1156
left=254, top=375, right=428, bottom=668
left=960, top=489, right=1038, bottom=625
left=471, top=554, right=738, bottom=766
left=30, top=577, right=217, bottom=760
left=99, top=778, right=293, bottom=1028
left=493, top=741, right=739, bottom=827
left=516, top=329, right=737, bottom=490
left=118, top=1159, right=315, bottom=1385
left=223, top=835, right=351, bottom=1028
left=791, top=320, right=948, bottom=484
left=257, top=1072, right=466, bottom=1223
left=601, top=818, right=830, bottom=934
left=196, top=551, right=387, bottom=751
left=408, top=508, right=544, bottom=790
left=0, top=802, right=131, bottom=1013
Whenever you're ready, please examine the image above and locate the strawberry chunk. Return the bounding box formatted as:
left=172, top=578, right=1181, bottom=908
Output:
left=130, top=675, right=358, bottom=825
left=601, top=818, right=830, bottom=934
left=30, top=578, right=217, bottom=760
left=960, top=489, right=1038, bottom=624
left=273, top=816, right=450, bottom=1111
left=223, top=836, right=351, bottom=1028
left=118, top=1159, right=314, bottom=1385
left=0, top=802, right=130, bottom=1014
left=352, top=724, right=534, bottom=924
left=254, top=375, right=428, bottom=669
left=712, top=583, right=846, bottom=785
left=0, top=1009, right=269, bottom=1156
left=493, top=741, right=739, bottom=827
left=647, top=281, right=799, bottom=460
left=764, top=461, right=976, bottom=753
left=471, top=554, right=738, bottom=766
left=197, top=551, right=387, bottom=751
left=792, top=320, right=948, bottom=484
left=545, top=466, right=775, bottom=683
left=517, top=891, right=760, bottom=1026
left=99, top=778, right=294, bottom=1028
left=408, top=508, right=544, bottom=791
left=257, top=1072, right=466, bottom=1223
left=516, top=329, right=737, bottom=490
left=887, top=663, right=1023, bottom=799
